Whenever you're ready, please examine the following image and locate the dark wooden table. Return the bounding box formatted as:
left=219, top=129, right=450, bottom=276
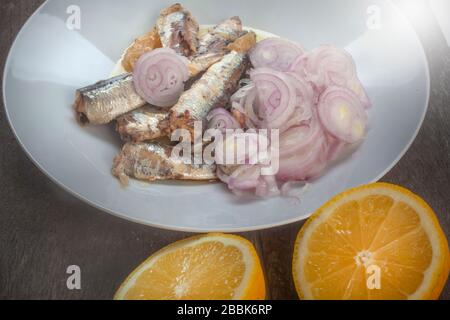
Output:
left=0, top=0, right=449, bottom=300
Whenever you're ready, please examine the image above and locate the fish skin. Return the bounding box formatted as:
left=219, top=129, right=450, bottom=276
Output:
left=156, top=3, right=199, bottom=57
left=113, top=26, right=250, bottom=141
left=198, top=16, right=243, bottom=52
left=112, top=142, right=217, bottom=185
left=169, top=32, right=257, bottom=134
left=116, top=105, right=169, bottom=142
left=74, top=24, right=254, bottom=129
left=189, top=17, right=244, bottom=76
left=74, top=73, right=146, bottom=125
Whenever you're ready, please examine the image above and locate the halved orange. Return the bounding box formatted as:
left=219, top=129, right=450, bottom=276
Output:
left=114, top=233, right=265, bottom=300
left=293, top=183, right=449, bottom=300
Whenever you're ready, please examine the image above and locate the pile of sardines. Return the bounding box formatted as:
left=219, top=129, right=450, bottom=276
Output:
left=73, top=4, right=256, bottom=185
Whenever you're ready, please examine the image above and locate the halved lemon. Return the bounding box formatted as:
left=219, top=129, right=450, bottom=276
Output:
left=293, top=183, right=449, bottom=300
left=114, top=233, right=265, bottom=300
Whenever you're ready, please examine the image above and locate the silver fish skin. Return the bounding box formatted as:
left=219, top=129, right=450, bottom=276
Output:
left=116, top=105, right=169, bottom=142
left=189, top=17, right=244, bottom=76
left=171, top=51, right=247, bottom=129
left=112, top=142, right=217, bottom=185
left=156, top=4, right=199, bottom=57
left=74, top=73, right=146, bottom=125
left=169, top=32, right=257, bottom=133
left=198, top=16, right=243, bottom=53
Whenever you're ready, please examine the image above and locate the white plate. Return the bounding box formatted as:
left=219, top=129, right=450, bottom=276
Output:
left=3, top=0, right=429, bottom=232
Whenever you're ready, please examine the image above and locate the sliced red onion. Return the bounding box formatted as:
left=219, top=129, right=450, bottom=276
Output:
left=348, top=78, right=372, bottom=109
left=280, top=181, right=310, bottom=199
left=318, top=86, right=367, bottom=143
left=290, top=45, right=356, bottom=90
left=279, top=73, right=315, bottom=131
left=250, top=38, right=305, bottom=71
left=250, top=68, right=297, bottom=129
left=290, top=45, right=371, bottom=107
left=287, top=73, right=315, bottom=109
left=133, top=48, right=190, bottom=107
left=214, top=131, right=270, bottom=166
left=277, top=129, right=328, bottom=181
left=280, top=106, right=312, bottom=133
left=279, top=115, right=323, bottom=158
left=227, top=165, right=262, bottom=190
left=255, top=175, right=280, bottom=198
left=206, top=108, right=241, bottom=133
left=217, top=165, right=281, bottom=197
left=241, top=87, right=261, bottom=128
left=230, top=74, right=312, bottom=131
left=215, top=44, right=371, bottom=198
left=326, top=135, right=346, bottom=162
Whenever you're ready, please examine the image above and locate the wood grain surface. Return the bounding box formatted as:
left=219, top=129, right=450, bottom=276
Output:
left=0, top=0, right=449, bottom=300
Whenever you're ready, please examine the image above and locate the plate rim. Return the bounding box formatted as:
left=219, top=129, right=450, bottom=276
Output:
left=2, top=0, right=431, bottom=233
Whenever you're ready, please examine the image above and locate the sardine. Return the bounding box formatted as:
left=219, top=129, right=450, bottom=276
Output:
left=74, top=73, right=146, bottom=125
left=189, top=17, right=244, bottom=76
left=74, top=17, right=251, bottom=126
left=112, top=142, right=217, bottom=185
left=122, top=3, right=199, bottom=72
left=169, top=32, right=257, bottom=134
left=156, top=3, right=199, bottom=57
left=198, top=16, right=243, bottom=52
left=114, top=25, right=248, bottom=140
left=116, top=105, right=169, bottom=142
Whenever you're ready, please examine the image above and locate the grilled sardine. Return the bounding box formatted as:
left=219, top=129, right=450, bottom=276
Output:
left=169, top=32, right=257, bottom=134
left=112, top=142, right=217, bottom=185
left=74, top=17, right=253, bottom=127
left=189, top=17, right=244, bottom=76
left=74, top=73, right=146, bottom=125
left=199, top=16, right=243, bottom=52
left=116, top=105, right=169, bottom=142
left=156, top=4, right=199, bottom=57
left=114, top=21, right=246, bottom=140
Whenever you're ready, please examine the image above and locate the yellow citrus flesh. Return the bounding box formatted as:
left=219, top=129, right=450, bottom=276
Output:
left=293, top=183, right=449, bottom=300
left=114, top=233, right=265, bottom=300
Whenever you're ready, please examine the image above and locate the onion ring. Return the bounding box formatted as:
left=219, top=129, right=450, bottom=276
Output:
left=250, top=38, right=305, bottom=71
left=317, top=86, right=367, bottom=143
left=133, top=48, right=189, bottom=107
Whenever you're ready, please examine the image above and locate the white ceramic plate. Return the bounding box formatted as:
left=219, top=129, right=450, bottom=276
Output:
left=3, top=0, right=429, bottom=232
